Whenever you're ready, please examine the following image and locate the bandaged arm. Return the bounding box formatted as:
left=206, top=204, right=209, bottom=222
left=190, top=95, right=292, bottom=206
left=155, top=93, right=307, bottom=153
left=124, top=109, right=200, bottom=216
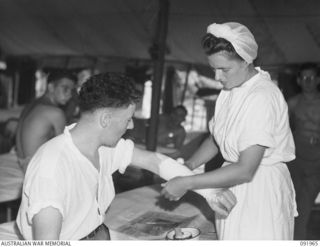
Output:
left=156, top=154, right=237, bottom=217
left=131, top=148, right=236, bottom=217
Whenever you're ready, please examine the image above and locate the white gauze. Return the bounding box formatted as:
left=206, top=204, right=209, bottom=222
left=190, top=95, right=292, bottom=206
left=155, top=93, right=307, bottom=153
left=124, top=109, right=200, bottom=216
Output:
left=206, top=22, right=258, bottom=64
left=156, top=154, right=223, bottom=200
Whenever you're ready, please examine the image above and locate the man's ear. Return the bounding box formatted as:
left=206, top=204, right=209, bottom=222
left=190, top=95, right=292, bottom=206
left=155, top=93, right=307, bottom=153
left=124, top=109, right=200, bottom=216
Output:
left=100, top=110, right=112, bottom=128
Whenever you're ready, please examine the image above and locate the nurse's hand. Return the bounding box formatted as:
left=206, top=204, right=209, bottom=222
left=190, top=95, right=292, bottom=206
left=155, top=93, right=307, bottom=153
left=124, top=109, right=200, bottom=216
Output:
left=160, top=176, right=188, bottom=201
left=183, top=160, right=195, bottom=170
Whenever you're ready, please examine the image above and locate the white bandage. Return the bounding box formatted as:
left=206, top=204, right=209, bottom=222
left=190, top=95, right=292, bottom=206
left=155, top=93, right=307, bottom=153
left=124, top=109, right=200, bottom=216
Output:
left=157, top=154, right=194, bottom=180
left=157, top=155, right=224, bottom=200
left=196, top=188, right=237, bottom=218
left=157, top=155, right=237, bottom=217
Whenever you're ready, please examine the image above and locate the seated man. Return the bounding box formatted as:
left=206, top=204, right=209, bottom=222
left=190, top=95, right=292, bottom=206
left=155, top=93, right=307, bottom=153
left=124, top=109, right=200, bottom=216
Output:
left=16, top=72, right=236, bottom=240
left=157, top=105, right=187, bottom=149
left=15, top=70, right=76, bottom=172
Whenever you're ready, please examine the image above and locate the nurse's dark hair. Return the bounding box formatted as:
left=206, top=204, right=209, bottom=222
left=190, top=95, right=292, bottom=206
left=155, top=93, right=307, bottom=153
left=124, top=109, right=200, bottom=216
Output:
left=201, top=33, right=243, bottom=61
left=78, top=72, right=141, bottom=112
left=298, top=62, right=319, bottom=77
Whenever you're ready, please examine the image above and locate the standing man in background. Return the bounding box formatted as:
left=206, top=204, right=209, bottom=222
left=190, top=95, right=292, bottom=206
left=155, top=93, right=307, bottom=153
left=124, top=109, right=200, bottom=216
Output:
left=287, top=62, right=320, bottom=240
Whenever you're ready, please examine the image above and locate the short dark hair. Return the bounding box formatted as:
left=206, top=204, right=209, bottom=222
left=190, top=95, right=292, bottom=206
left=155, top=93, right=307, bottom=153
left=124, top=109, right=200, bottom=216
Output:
left=47, top=70, right=77, bottom=85
left=298, top=62, right=319, bottom=77
left=201, top=33, right=243, bottom=61
left=78, top=72, right=141, bottom=112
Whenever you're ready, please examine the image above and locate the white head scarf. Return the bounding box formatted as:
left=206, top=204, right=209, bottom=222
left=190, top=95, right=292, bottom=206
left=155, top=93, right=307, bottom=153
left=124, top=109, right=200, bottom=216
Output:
left=206, top=22, right=258, bottom=64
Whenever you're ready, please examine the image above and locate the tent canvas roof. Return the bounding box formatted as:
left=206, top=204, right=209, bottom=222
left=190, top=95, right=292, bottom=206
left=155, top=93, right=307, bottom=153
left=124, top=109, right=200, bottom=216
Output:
left=0, top=0, right=320, bottom=67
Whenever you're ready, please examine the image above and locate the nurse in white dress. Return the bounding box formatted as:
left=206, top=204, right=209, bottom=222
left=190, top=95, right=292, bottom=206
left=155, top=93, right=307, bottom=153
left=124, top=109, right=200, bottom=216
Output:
left=161, top=22, right=298, bottom=240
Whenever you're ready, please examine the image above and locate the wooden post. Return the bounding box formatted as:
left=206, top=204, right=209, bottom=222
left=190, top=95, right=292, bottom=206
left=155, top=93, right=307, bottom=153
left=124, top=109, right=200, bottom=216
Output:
left=146, top=0, right=170, bottom=151
left=180, top=64, right=191, bottom=104
left=13, top=70, right=20, bottom=107
left=162, top=66, right=175, bottom=114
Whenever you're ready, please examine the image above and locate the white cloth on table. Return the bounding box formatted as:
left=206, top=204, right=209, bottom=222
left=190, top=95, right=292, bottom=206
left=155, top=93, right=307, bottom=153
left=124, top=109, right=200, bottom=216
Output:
left=0, top=221, right=22, bottom=240
left=209, top=68, right=297, bottom=240
left=0, top=151, right=24, bottom=203
left=16, top=124, right=134, bottom=240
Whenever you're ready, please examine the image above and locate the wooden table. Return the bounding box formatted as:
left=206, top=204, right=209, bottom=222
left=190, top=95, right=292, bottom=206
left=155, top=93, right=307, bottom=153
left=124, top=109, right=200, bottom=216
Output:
left=0, top=185, right=217, bottom=240
left=105, top=184, right=217, bottom=240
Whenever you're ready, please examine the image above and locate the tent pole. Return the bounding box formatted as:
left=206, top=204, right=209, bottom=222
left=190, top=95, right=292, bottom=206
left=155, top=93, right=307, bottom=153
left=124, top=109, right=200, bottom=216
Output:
left=180, top=64, right=191, bottom=104
left=146, top=0, right=169, bottom=151
left=13, top=70, right=20, bottom=107
left=162, top=66, right=175, bottom=114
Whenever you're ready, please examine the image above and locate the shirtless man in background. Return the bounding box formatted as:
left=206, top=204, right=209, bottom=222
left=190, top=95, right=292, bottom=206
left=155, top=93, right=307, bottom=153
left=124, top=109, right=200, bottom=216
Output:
left=287, top=62, right=320, bottom=240
left=16, top=70, right=76, bottom=172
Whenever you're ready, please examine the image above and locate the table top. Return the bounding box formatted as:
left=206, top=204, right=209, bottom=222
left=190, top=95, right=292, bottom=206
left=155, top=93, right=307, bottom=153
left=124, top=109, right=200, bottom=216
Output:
left=0, top=221, right=22, bottom=240
left=105, top=184, right=217, bottom=240
left=0, top=152, right=24, bottom=203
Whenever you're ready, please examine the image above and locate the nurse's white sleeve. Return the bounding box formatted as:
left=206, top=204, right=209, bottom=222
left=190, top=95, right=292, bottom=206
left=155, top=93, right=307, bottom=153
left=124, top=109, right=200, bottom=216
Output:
left=238, top=93, right=276, bottom=152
